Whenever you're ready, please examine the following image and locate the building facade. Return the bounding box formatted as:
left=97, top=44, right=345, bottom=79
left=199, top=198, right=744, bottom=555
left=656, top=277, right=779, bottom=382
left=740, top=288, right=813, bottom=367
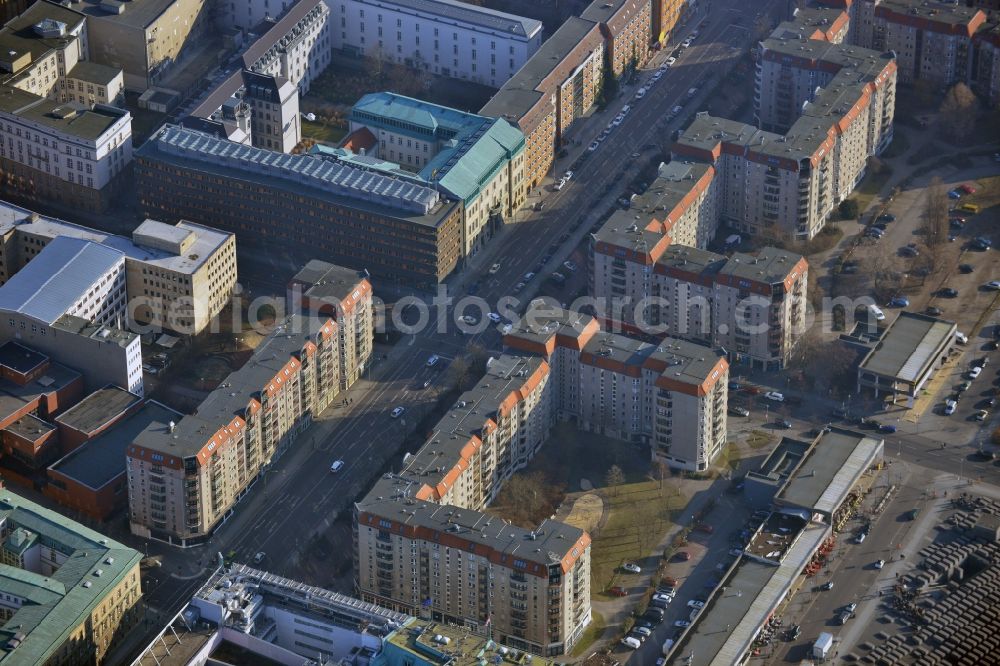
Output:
left=127, top=312, right=366, bottom=546
left=480, top=17, right=604, bottom=188
left=0, top=202, right=238, bottom=336
left=330, top=0, right=543, bottom=88
left=241, top=0, right=332, bottom=95
left=0, top=236, right=127, bottom=327
left=0, top=488, right=143, bottom=665
left=135, top=124, right=463, bottom=288
left=591, top=213, right=809, bottom=370
left=80, top=0, right=213, bottom=92
left=349, top=93, right=526, bottom=256
left=355, top=353, right=593, bottom=657
left=287, top=259, right=374, bottom=390
left=582, top=0, right=651, bottom=78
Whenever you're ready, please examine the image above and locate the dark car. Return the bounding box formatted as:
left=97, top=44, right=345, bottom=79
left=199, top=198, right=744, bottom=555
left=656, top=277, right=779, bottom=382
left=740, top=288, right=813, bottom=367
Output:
left=939, top=287, right=959, bottom=298
left=877, top=213, right=895, bottom=223
left=926, top=306, right=943, bottom=316
left=960, top=264, right=974, bottom=274
left=879, top=424, right=897, bottom=434
left=776, top=419, right=793, bottom=429
left=728, top=381, right=743, bottom=390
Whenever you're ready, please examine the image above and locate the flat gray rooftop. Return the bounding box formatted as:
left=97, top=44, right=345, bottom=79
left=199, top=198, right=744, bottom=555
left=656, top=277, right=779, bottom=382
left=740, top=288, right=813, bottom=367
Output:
left=53, top=386, right=141, bottom=435
left=78, top=0, right=181, bottom=29
left=860, top=312, right=956, bottom=383
left=0, top=341, right=48, bottom=376
left=479, top=17, right=598, bottom=121
left=776, top=428, right=883, bottom=516
left=718, top=247, right=803, bottom=286
left=51, top=401, right=181, bottom=490
left=674, top=523, right=829, bottom=665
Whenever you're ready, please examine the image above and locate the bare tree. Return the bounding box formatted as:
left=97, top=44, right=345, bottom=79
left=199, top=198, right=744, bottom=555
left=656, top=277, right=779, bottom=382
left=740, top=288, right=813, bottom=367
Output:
left=938, top=83, right=977, bottom=142
left=363, top=48, right=387, bottom=85
left=606, top=464, right=625, bottom=496
left=650, top=460, right=670, bottom=490
left=923, top=177, right=950, bottom=247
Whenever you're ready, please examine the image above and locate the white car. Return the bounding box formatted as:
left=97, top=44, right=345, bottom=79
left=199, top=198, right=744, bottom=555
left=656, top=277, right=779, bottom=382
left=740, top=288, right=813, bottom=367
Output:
left=674, top=620, right=691, bottom=628
left=563, top=170, right=574, bottom=181
left=874, top=559, right=886, bottom=569
left=553, top=178, right=566, bottom=191
left=764, top=391, right=785, bottom=402
left=687, top=600, right=705, bottom=609
left=969, top=366, right=983, bottom=379
left=652, top=70, right=663, bottom=81
left=635, top=87, right=647, bottom=100
left=665, top=56, right=677, bottom=66
left=588, top=140, right=600, bottom=152
left=985, top=281, right=1000, bottom=290
left=563, top=260, right=577, bottom=272
left=487, top=312, right=502, bottom=323
left=620, top=104, right=631, bottom=115
left=975, top=409, right=989, bottom=422
left=681, top=37, right=693, bottom=47
left=613, top=115, right=624, bottom=126
left=845, top=602, right=858, bottom=613
left=391, top=406, right=406, bottom=418
left=633, top=626, right=652, bottom=639
left=253, top=551, right=266, bottom=564
left=330, top=460, right=345, bottom=473
left=671, top=104, right=683, bottom=115
left=489, top=262, right=502, bottom=274
left=460, top=315, right=477, bottom=325
left=622, top=562, right=641, bottom=574
left=652, top=593, right=673, bottom=603
left=523, top=272, right=536, bottom=282
left=944, top=399, right=958, bottom=415
left=426, top=354, right=440, bottom=367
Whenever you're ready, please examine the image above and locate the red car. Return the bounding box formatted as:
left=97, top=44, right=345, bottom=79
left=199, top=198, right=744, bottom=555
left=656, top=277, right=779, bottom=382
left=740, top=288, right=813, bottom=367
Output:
left=674, top=551, right=692, bottom=562
left=695, top=523, right=715, bottom=534
left=959, top=184, right=977, bottom=194
left=608, top=586, right=627, bottom=597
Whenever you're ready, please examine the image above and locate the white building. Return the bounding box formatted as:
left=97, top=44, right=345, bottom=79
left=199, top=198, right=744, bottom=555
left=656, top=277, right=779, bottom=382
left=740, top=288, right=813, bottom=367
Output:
left=0, top=236, right=142, bottom=395
left=0, top=87, right=132, bottom=212
left=0, top=203, right=239, bottom=336
left=330, top=0, right=543, bottom=88
left=241, top=0, right=332, bottom=95
left=0, top=236, right=126, bottom=327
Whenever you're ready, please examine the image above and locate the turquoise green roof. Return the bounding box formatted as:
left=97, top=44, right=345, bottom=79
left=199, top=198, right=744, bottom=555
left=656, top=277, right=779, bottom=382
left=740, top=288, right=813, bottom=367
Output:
left=0, top=490, right=142, bottom=664
left=349, top=92, right=525, bottom=205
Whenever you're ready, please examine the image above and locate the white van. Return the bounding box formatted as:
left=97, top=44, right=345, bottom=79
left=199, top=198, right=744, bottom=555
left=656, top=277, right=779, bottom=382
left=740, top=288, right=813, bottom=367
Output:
left=621, top=636, right=641, bottom=649
left=867, top=305, right=886, bottom=321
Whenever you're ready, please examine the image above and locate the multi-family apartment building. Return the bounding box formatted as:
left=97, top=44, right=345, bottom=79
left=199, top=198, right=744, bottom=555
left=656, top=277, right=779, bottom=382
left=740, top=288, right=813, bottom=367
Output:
left=77, top=0, right=212, bottom=92
left=128, top=310, right=368, bottom=546
left=975, top=24, right=1000, bottom=106
left=503, top=306, right=730, bottom=470
left=288, top=259, right=374, bottom=390
left=654, top=0, right=689, bottom=48
left=480, top=17, right=605, bottom=188
left=582, top=0, right=651, bottom=77
left=136, top=124, right=463, bottom=288
left=0, top=201, right=238, bottom=335
left=756, top=31, right=894, bottom=133
left=355, top=306, right=727, bottom=654
left=591, top=199, right=809, bottom=369
left=355, top=354, right=593, bottom=657
left=349, top=93, right=525, bottom=256
left=829, top=0, right=987, bottom=87
left=0, top=488, right=143, bottom=664
left=330, top=0, right=543, bottom=88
